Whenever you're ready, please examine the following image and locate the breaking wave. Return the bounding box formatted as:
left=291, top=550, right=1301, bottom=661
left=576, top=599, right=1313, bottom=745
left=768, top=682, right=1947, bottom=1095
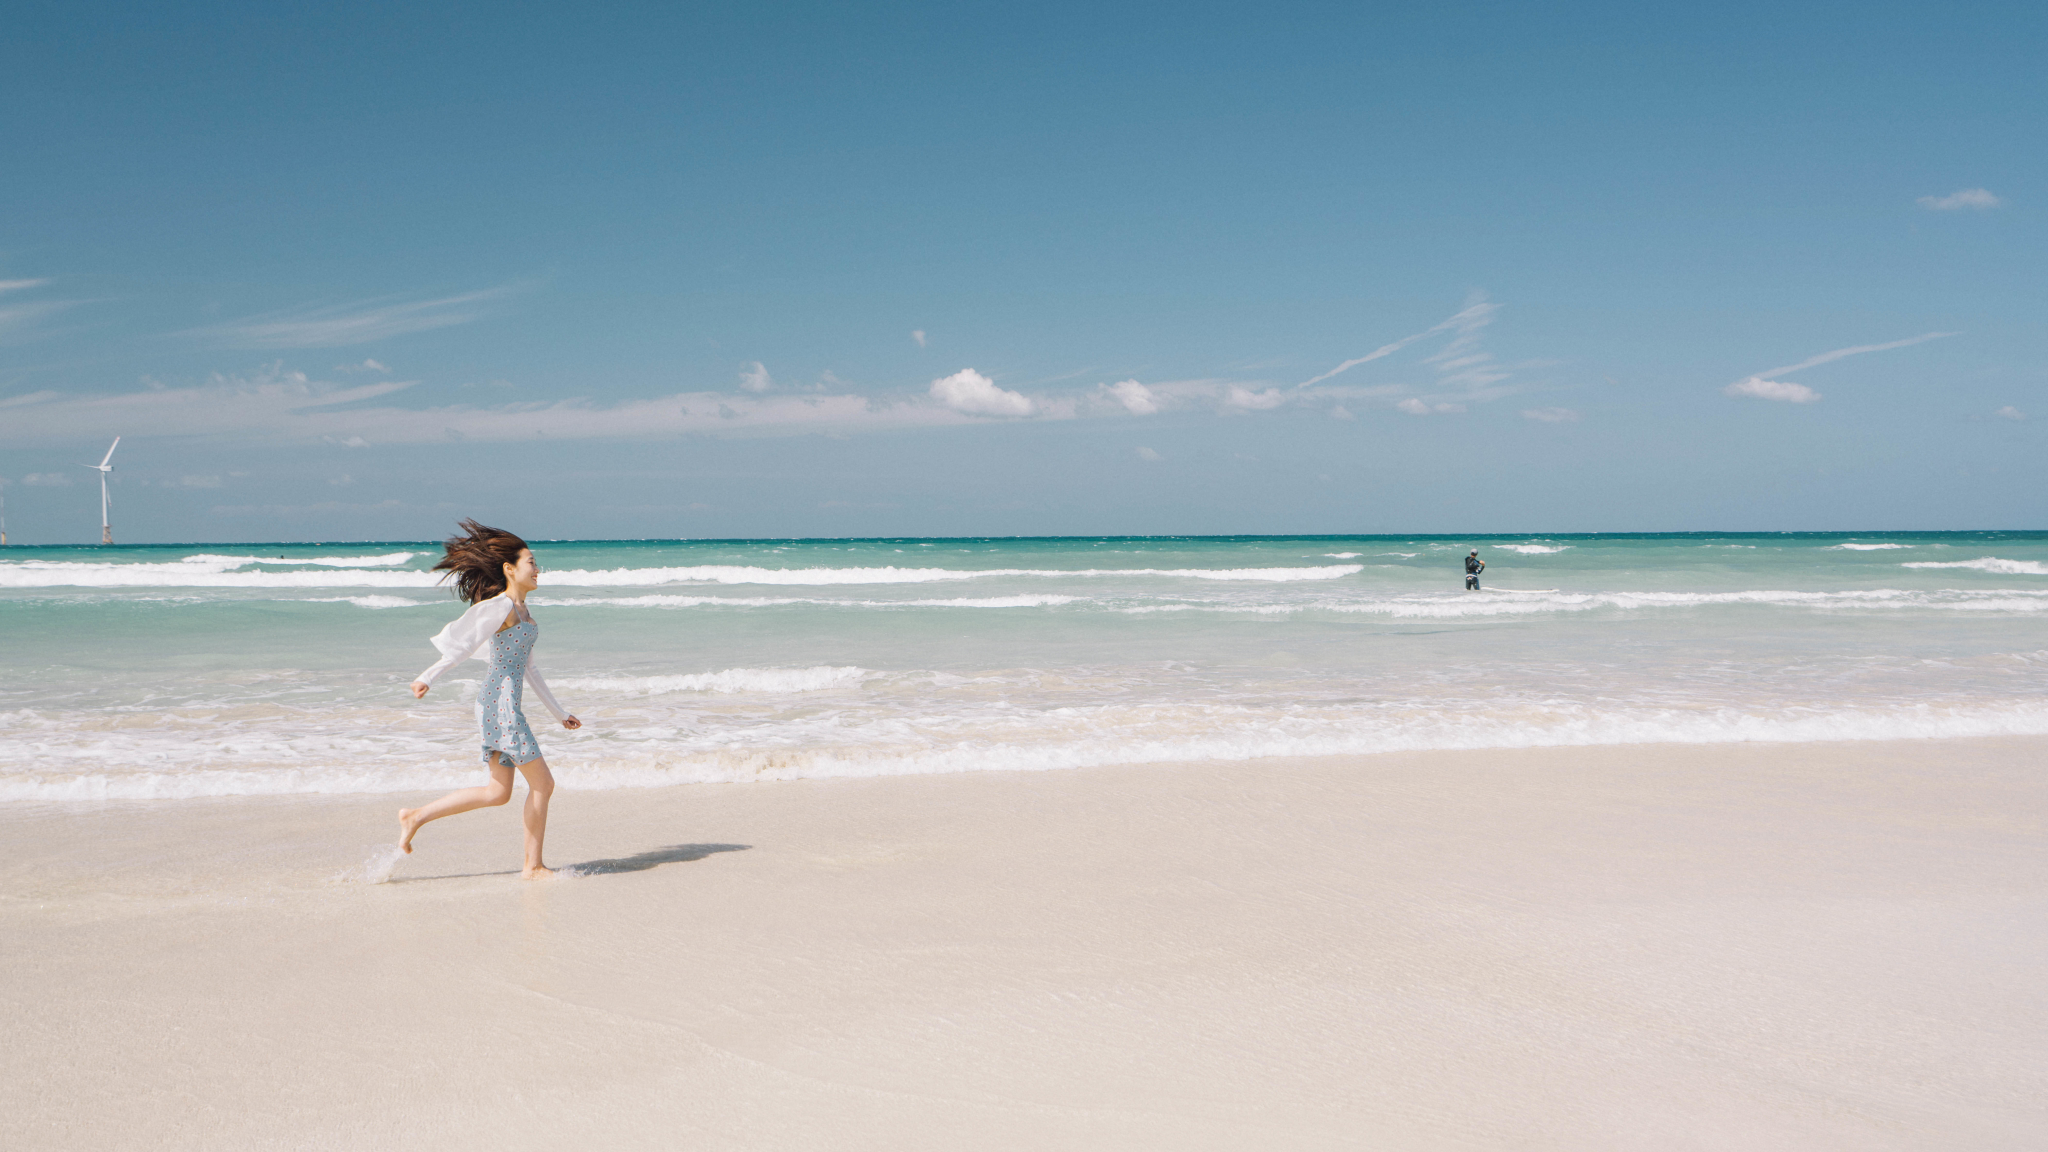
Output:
left=10, top=696, right=2048, bottom=801
left=551, top=666, right=874, bottom=695
left=1901, top=557, right=2048, bottom=575
left=0, top=559, right=1361, bottom=589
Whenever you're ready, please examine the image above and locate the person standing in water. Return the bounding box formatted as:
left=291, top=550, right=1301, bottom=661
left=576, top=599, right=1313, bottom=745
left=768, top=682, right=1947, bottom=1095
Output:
left=1464, top=549, right=1485, bottom=591
left=400, top=520, right=582, bottom=878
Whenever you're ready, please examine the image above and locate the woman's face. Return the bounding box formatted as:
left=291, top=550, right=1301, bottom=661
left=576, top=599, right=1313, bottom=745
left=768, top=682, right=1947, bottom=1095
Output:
left=505, top=548, right=539, bottom=590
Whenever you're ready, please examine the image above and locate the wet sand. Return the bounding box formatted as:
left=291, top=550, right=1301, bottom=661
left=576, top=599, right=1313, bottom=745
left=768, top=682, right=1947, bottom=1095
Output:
left=3, top=738, right=2044, bottom=1150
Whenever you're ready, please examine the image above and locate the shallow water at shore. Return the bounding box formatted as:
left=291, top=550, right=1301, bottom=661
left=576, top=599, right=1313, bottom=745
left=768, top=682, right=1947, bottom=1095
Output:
left=5, top=531, right=2047, bottom=800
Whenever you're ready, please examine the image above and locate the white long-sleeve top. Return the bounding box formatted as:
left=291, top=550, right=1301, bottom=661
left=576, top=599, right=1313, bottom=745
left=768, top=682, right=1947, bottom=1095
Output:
left=414, top=594, right=571, bottom=722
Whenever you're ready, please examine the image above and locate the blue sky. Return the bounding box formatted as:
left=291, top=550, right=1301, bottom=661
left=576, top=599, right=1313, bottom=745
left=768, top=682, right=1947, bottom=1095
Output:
left=1, top=0, right=2041, bottom=542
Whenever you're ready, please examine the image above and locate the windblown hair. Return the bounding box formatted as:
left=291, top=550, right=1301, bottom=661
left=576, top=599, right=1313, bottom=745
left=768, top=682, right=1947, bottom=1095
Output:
left=433, top=519, right=529, bottom=604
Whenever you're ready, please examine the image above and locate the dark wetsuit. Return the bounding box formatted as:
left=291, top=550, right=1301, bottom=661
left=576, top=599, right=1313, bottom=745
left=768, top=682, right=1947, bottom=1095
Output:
left=1464, top=554, right=1484, bottom=590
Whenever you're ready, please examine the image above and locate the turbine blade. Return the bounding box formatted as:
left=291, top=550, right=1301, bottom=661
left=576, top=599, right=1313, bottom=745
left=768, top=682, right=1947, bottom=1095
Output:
left=99, top=437, right=121, bottom=468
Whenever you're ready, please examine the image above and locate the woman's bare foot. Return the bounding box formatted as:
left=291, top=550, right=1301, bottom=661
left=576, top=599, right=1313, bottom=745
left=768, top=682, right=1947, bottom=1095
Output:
left=522, top=864, right=555, bottom=880
left=397, top=808, right=421, bottom=854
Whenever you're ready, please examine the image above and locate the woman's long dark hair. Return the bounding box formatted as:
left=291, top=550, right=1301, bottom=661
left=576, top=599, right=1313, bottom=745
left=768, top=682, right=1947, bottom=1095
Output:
left=433, top=519, right=529, bottom=604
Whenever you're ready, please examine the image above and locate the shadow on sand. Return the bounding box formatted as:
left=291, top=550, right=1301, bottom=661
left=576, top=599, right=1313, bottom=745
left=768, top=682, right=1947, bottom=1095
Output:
left=391, top=843, right=750, bottom=883
left=565, top=843, right=751, bottom=875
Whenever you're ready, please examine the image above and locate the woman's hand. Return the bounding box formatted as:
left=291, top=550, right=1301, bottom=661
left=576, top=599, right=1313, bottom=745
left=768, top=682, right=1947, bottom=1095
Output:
left=411, top=681, right=430, bottom=699
left=562, top=715, right=583, bottom=730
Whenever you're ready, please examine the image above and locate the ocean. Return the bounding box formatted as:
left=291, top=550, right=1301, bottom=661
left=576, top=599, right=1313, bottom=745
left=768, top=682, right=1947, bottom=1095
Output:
left=4, top=532, right=2045, bottom=802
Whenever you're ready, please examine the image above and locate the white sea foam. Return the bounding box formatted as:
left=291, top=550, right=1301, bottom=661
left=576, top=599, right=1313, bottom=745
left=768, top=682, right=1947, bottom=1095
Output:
left=303, top=595, right=429, bottom=609
left=186, top=552, right=418, bottom=567
left=552, top=666, right=873, bottom=695
left=1119, top=588, right=2048, bottom=618
left=12, top=696, right=2048, bottom=801
left=1831, top=543, right=1912, bottom=550
left=0, top=560, right=1359, bottom=589
left=1496, top=544, right=1568, bottom=554
left=0, top=558, right=439, bottom=589
left=1901, top=557, right=2048, bottom=575
left=539, top=564, right=1364, bottom=586
left=1324, top=552, right=1362, bottom=558
left=534, top=593, right=1082, bottom=610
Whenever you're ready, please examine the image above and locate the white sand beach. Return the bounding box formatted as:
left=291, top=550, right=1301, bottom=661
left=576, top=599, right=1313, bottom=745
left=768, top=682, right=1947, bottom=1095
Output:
left=4, top=738, right=2044, bottom=1150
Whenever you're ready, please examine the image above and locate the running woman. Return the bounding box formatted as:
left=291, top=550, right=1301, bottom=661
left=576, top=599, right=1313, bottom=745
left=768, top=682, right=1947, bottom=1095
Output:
left=399, top=520, right=582, bottom=878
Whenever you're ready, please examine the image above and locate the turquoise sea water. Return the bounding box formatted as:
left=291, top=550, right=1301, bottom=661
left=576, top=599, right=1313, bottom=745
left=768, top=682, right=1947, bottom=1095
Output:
left=3, top=532, right=2046, bottom=801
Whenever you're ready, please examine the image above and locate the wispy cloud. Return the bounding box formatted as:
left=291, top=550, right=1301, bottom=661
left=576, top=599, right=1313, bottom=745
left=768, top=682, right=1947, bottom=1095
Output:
left=912, top=330, right=928, bottom=347
left=739, top=361, right=773, bottom=392
left=1996, top=406, right=2026, bottom=421
left=189, top=286, right=516, bottom=349
left=1918, top=188, right=2001, bottom=211
left=1723, top=332, right=1956, bottom=404
left=1135, top=446, right=1162, bottom=462
left=1521, top=407, right=1580, bottom=423
left=0, top=364, right=1018, bottom=449
left=0, top=278, right=89, bottom=344
left=1297, top=298, right=1499, bottom=389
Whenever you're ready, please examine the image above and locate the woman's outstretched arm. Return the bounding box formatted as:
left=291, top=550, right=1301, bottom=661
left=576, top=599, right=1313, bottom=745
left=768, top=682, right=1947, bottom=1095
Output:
left=524, top=660, right=580, bottom=728
left=411, top=595, right=514, bottom=697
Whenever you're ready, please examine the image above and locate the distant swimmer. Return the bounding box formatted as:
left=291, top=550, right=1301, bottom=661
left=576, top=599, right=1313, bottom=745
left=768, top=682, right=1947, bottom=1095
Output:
left=1464, top=550, right=1485, bottom=591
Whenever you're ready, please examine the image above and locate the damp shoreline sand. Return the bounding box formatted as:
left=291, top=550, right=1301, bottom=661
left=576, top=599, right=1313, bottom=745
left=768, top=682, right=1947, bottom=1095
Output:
left=4, top=738, right=2045, bottom=1150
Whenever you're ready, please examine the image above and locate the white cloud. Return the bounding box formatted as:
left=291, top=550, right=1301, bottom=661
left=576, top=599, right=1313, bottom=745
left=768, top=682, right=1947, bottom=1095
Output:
left=335, top=358, right=390, bottom=374
left=1392, top=398, right=1469, bottom=415
left=23, top=472, right=73, bottom=486
left=1918, top=188, right=2001, bottom=211
left=1725, top=377, right=1821, bottom=403
left=169, top=475, right=224, bottom=488
left=330, top=474, right=356, bottom=486
left=912, top=330, right=928, bottom=347
left=0, top=279, right=51, bottom=294
left=739, top=361, right=773, bottom=392
left=1225, top=386, right=1285, bottom=410
left=190, top=286, right=514, bottom=348
left=1996, top=406, right=2026, bottom=421
left=1522, top=407, right=1580, bottom=423
left=929, top=369, right=1034, bottom=417
left=1103, top=379, right=1160, bottom=414
left=1328, top=405, right=1354, bottom=420
left=1724, top=331, right=1956, bottom=404
left=1135, top=446, right=1162, bottom=462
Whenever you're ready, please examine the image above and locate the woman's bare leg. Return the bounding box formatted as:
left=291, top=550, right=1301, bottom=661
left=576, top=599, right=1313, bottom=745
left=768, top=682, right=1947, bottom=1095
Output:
left=397, top=756, right=515, bottom=853
left=515, top=756, right=556, bottom=878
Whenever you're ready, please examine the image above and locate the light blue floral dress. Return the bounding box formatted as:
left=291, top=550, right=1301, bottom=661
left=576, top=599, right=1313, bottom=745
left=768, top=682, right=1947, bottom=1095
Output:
left=477, top=609, right=544, bottom=766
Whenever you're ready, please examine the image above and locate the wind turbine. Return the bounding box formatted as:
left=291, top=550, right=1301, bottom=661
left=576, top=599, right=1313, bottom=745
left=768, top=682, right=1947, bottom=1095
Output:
left=80, top=436, right=119, bottom=544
